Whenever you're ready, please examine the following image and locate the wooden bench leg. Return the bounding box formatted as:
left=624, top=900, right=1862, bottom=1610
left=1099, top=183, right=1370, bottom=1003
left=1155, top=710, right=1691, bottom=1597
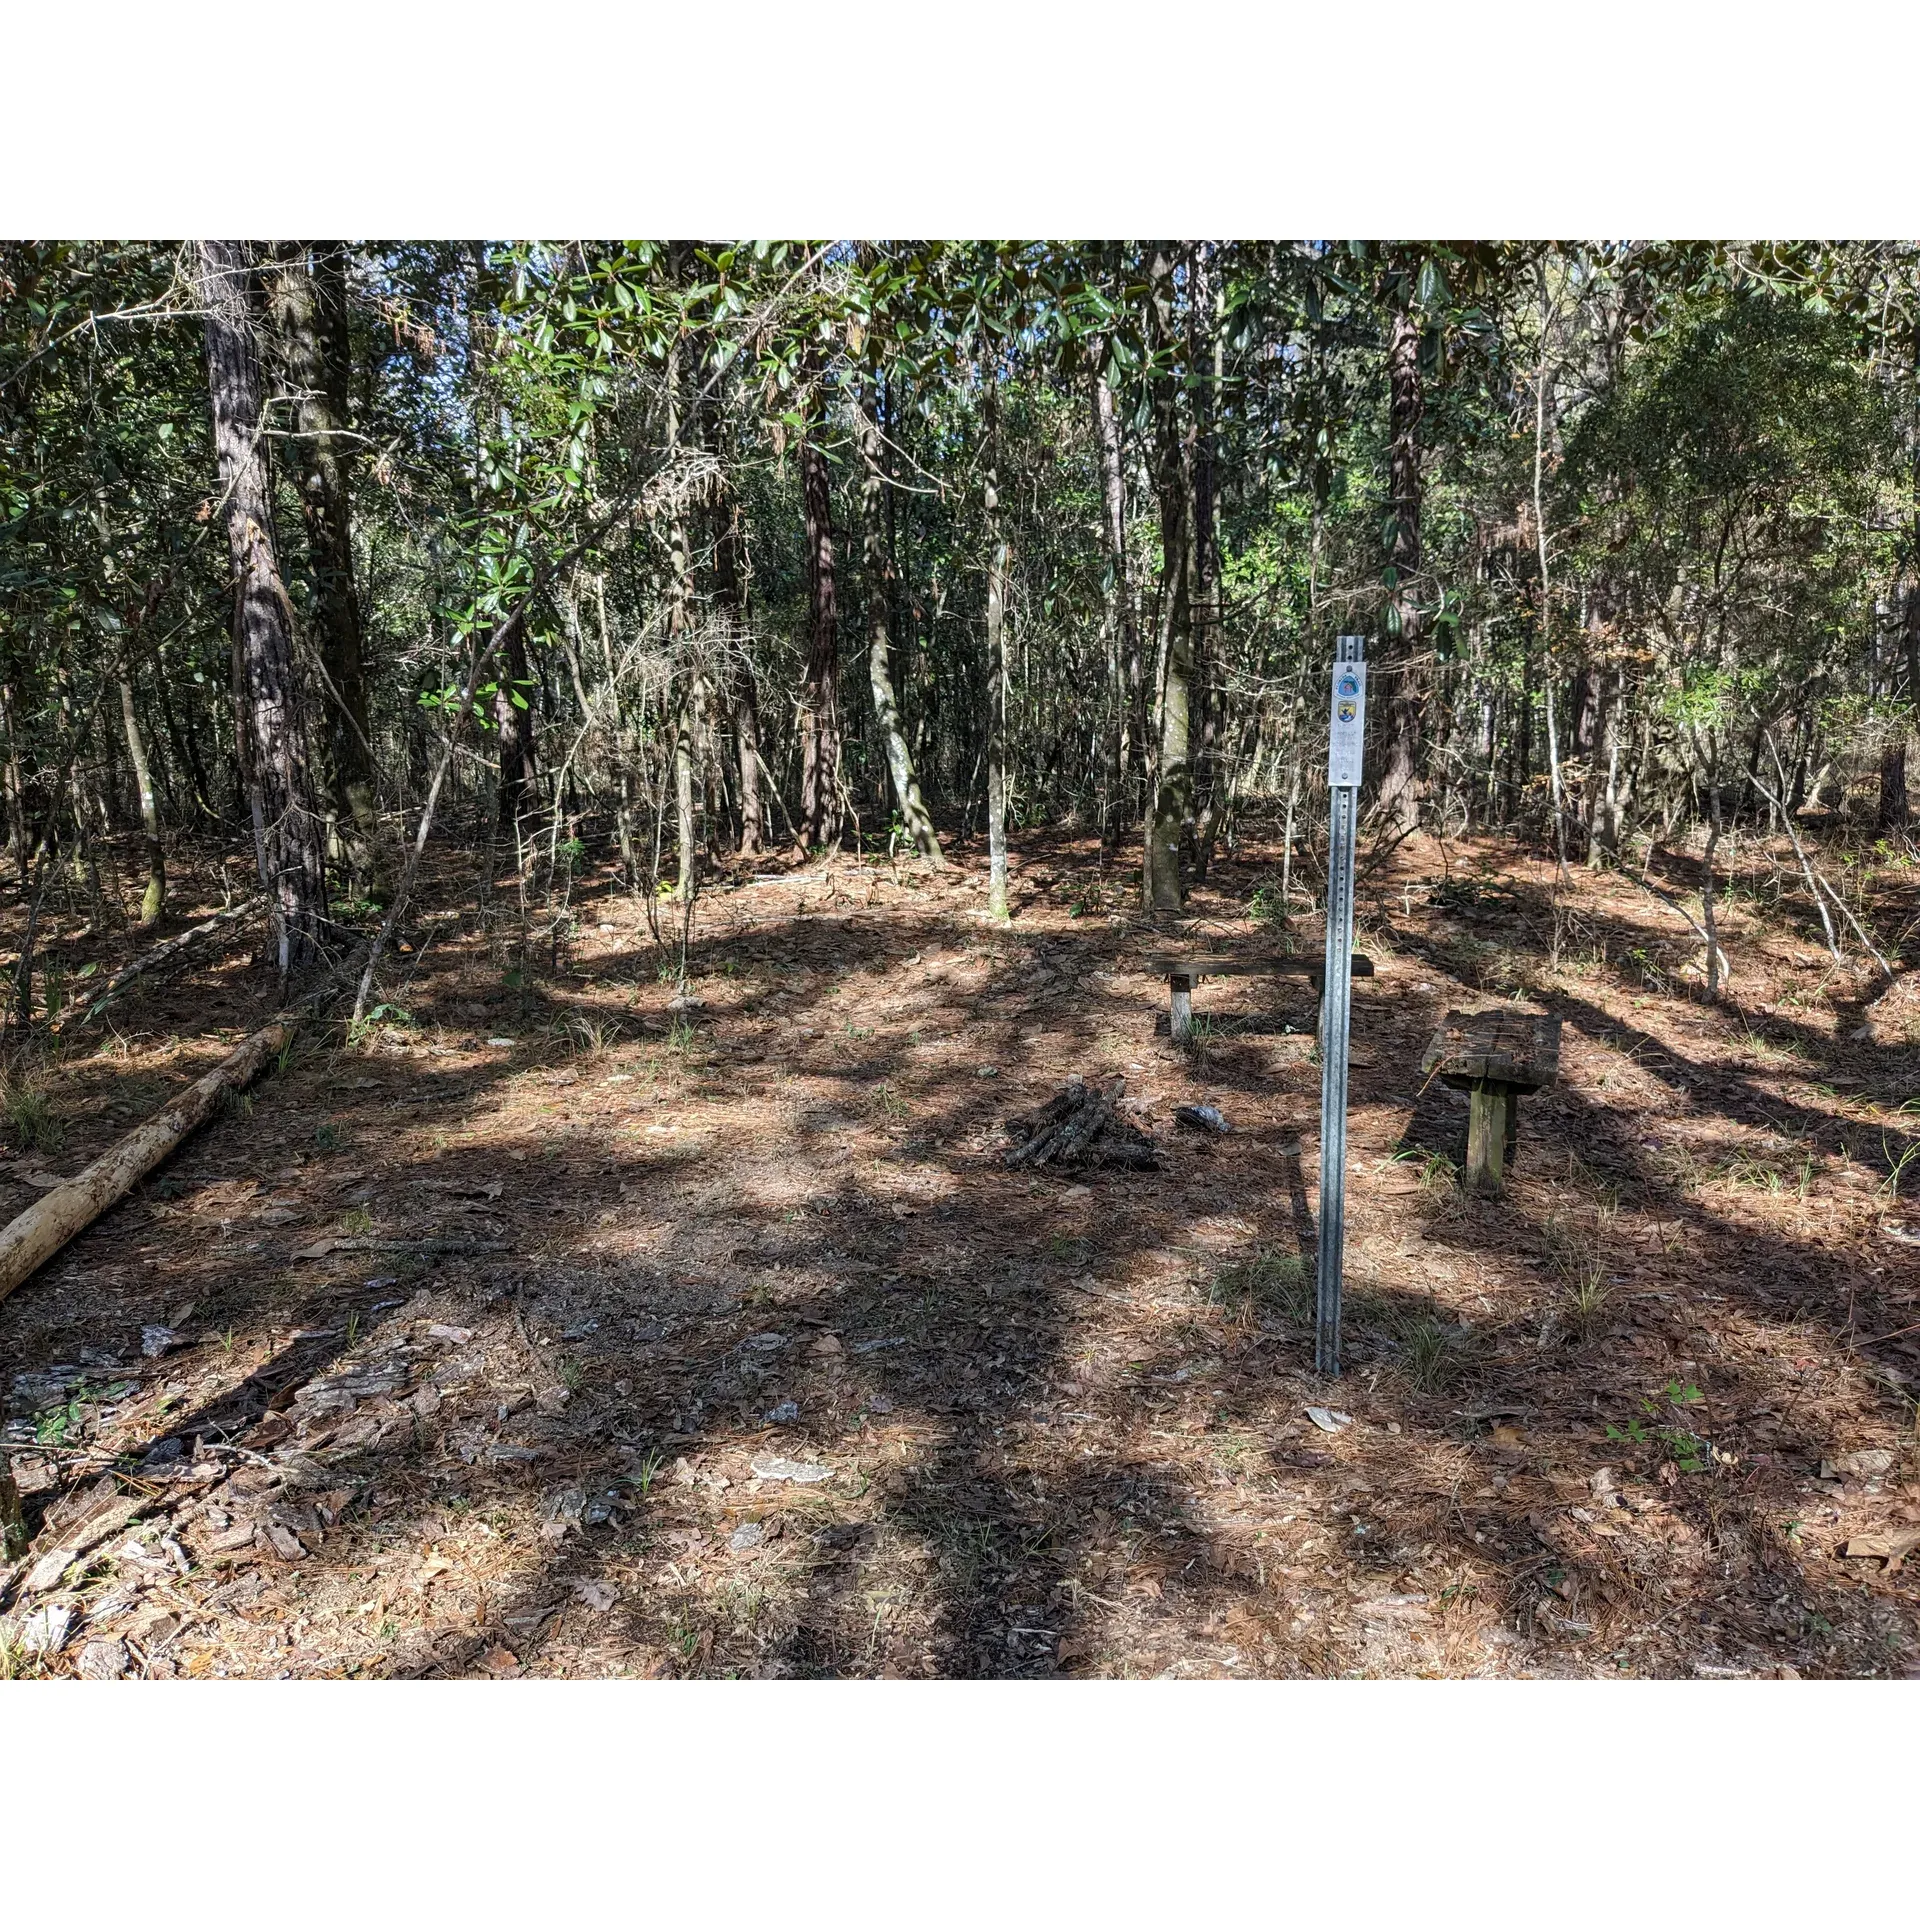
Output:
left=1169, top=974, right=1193, bottom=1046
left=1467, top=1079, right=1509, bottom=1194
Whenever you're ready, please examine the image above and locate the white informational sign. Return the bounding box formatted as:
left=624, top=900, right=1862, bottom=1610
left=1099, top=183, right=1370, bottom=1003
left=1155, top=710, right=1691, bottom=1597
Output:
left=1327, top=657, right=1367, bottom=788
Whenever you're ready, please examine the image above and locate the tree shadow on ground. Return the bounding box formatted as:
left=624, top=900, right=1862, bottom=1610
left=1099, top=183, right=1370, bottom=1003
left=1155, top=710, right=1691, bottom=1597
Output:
left=4, top=839, right=1916, bottom=1680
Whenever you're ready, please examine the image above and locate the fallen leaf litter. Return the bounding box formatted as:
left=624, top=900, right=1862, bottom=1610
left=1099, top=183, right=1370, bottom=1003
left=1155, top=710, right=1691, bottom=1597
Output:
left=1, top=833, right=1916, bottom=1680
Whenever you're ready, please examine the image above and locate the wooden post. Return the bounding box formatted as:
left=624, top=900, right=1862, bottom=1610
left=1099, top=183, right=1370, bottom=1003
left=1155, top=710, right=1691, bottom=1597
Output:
left=1421, top=1009, right=1560, bottom=1201
left=1467, top=1078, right=1508, bottom=1193
left=1169, top=972, right=1193, bottom=1045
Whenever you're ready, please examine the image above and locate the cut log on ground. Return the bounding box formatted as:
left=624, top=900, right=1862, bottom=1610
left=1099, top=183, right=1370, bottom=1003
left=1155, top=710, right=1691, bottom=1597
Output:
left=1004, top=1078, right=1160, bottom=1171
left=0, top=1018, right=291, bottom=1306
left=49, top=895, right=264, bottom=1033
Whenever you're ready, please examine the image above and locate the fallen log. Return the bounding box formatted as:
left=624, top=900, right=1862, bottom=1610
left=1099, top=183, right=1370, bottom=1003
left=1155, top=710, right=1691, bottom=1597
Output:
left=0, top=1018, right=290, bottom=1306
left=49, top=895, right=264, bottom=1033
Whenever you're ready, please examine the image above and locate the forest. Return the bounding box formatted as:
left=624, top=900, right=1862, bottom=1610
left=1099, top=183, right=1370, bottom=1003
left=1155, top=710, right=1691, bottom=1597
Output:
left=5, top=242, right=1919, bottom=974
left=1, top=239, right=1916, bottom=1682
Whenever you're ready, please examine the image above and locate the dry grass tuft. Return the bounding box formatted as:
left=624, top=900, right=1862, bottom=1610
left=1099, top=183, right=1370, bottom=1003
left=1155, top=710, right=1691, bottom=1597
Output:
left=1, top=1066, right=61, bottom=1151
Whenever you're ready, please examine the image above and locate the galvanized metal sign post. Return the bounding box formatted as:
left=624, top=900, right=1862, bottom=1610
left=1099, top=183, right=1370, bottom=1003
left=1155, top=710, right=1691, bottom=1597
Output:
left=1316, top=636, right=1366, bottom=1376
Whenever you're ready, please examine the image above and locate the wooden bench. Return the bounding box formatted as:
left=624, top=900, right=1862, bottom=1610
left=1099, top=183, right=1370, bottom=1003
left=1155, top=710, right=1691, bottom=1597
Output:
left=1158, top=953, right=1375, bottom=1046
left=1419, top=1008, right=1562, bottom=1193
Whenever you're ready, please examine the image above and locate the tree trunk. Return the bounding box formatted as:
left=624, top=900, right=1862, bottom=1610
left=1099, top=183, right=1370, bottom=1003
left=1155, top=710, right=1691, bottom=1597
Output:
left=1533, top=307, right=1571, bottom=881
left=1092, top=360, right=1143, bottom=835
left=460, top=244, right=536, bottom=852
left=196, top=240, right=327, bottom=973
left=714, top=493, right=764, bottom=854
left=857, top=376, right=942, bottom=864
left=985, top=376, right=1010, bottom=917
left=1189, top=245, right=1224, bottom=878
left=1586, top=662, right=1621, bottom=864
left=266, top=243, right=380, bottom=898
left=664, top=340, right=699, bottom=895
left=1377, top=297, right=1426, bottom=834
left=1701, top=778, right=1725, bottom=1000
left=1570, top=666, right=1600, bottom=754
left=1514, top=638, right=1535, bottom=816
left=1, top=677, right=28, bottom=879
left=1879, top=738, right=1909, bottom=831
left=117, top=675, right=164, bottom=925
left=1144, top=247, right=1193, bottom=912
left=493, top=615, right=537, bottom=841
left=798, top=433, right=842, bottom=851
left=1881, top=581, right=1918, bottom=831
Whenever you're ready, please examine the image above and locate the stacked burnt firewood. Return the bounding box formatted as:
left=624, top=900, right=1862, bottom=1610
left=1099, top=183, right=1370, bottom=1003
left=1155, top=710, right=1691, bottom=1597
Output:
left=1003, top=1078, right=1160, bottom=1171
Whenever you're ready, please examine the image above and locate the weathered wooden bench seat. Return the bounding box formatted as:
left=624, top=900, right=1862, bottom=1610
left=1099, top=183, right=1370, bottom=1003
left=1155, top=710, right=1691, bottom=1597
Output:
left=1157, top=953, right=1374, bottom=1045
left=1419, top=1008, right=1562, bottom=1193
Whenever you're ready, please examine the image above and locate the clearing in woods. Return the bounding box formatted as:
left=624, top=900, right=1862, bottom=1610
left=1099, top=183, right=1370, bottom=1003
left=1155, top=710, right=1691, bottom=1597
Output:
left=3, top=827, right=1918, bottom=1680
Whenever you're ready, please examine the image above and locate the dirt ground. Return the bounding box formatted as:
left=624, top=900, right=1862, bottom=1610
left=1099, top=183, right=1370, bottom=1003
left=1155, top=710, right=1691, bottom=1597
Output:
left=3, top=820, right=1918, bottom=1680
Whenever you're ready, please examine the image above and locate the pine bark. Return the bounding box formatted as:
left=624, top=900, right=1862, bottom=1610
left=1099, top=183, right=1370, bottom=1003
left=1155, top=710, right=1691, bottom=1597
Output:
left=266, top=243, right=380, bottom=897
left=798, top=434, right=842, bottom=850
left=985, top=380, right=1010, bottom=919
left=492, top=616, right=537, bottom=840
left=1189, top=246, right=1225, bottom=878
left=196, top=240, right=328, bottom=972
left=1144, top=247, right=1193, bottom=912
left=1092, top=363, right=1143, bottom=835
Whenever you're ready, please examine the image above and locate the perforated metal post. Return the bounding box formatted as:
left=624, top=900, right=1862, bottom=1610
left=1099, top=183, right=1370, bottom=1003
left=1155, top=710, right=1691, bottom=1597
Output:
left=1316, top=636, right=1366, bottom=1376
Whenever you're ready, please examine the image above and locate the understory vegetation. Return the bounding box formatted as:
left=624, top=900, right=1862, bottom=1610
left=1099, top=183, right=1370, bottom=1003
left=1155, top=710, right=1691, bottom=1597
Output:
left=6, top=241, right=1920, bottom=989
